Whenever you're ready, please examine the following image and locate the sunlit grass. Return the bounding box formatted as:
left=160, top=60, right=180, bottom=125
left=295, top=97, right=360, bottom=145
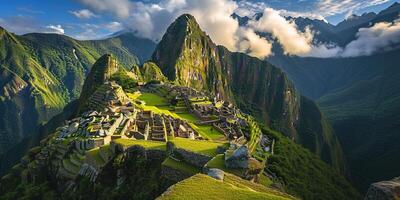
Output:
left=137, top=92, right=169, bottom=106
left=190, top=123, right=225, bottom=141
left=170, top=137, right=227, bottom=157
left=114, top=138, right=166, bottom=151
left=162, top=157, right=201, bottom=174
left=157, top=173, right=294, bottom=200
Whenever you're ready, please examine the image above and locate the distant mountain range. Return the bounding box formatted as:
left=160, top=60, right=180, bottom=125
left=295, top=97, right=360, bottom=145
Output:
left=264, top=2, right=400, bottom=192
left=234, top=2, right=400, bottom=47
left=231, top=2, right=400, bottom=192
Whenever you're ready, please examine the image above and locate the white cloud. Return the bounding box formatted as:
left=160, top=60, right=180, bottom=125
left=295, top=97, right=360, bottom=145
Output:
left=341, top=19, right=400, bottom=57
left=72, top=21, right=123, bottom=40
left=0, top=15, right=66, bottom=35
left=45, top=24, right=65, bottom=34
left=234, top=1, right=267, bottom=18
left=76, top=0, right=132, bottom=18
left=249, top=8, right=313, bottom=55
left=235, top=0, right=327, bottom=22
left=317, top=0, right=392, bottom=17
left=278, top=10, right=327, bottom=22
left=69, top=9, right=98, bottom=19
left=104, top=21, right=123, bottom=32
left=247, top=8, right=341, bottom=57
left=236, top=0, right=390, bottom=21
left=237, top=27, right=273, bottom=58
left=74, top=0, right=398, bottom=58
left=77, top=0, right=273, bottom=58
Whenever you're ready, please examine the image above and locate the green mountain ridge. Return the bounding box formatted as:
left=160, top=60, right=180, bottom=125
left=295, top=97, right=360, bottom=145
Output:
left=269, top=47, right=400, bottom=192
left=152, top=14, right=345, bottom=172
left=263, top=4, right=400, bottom=190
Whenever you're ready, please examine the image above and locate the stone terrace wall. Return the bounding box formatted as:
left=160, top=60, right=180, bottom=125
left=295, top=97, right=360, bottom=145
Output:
left=174, top=148, right=212, bottom=168
left=161, top=165, right=193, bottom=182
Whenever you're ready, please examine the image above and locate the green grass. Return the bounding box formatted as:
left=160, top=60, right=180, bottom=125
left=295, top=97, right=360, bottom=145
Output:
left=137, top=93, right=168, bottom=106
left=190, top=124, right=225, bottom=141
left=138, top=104, right=182, bottom=119
left=176, top=113, right=198, bottom=122
left=191, top=101, right=212, bottom=105
left=114, top=138, right=166, bottom=151
left=62, top=159, right=80, bottom=174
left=162, top=157, right=201, bottom=174
left=127, top=92, right=142, bottom=100
left=170, top=138, right=227, bottom=157
left=205, top=154, right=243, bottom=175
left=157, top=173, right=294, bottom=200
left=259, top=173, right=273, bottom=186
left=205, top=154, right=225, bottom=169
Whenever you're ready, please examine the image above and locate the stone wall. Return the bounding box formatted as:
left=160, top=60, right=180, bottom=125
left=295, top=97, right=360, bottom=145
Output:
left=79, top=163, right=99, bottom=182
left=174, top=148, right=212, bottom=168
left=161, top=165, right=193, bottom=182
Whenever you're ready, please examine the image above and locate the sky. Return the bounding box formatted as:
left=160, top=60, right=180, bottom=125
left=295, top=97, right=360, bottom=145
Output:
left=0, top=0, right=396, bottom=39
left=0, top=0, right=399, bottom=58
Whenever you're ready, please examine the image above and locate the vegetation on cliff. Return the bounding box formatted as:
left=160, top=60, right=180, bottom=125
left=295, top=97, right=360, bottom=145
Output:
left=264, top=128, right=361, bottom=200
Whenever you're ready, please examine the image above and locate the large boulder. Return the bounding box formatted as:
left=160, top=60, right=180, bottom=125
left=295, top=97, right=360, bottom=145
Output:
left=207, top=168, right=224, bottom=180
left=365, top=177, right=400, bottom=200
left=225, top=145, right=249, bottom=169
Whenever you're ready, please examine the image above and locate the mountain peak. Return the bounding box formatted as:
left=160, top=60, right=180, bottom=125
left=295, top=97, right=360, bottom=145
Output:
left=175, top=13, right=196, bottom=23
left=378, top=1, right=400, bottom=15
left=389, top=1, right=400, bottom=8
left=164, top=13, right=203, bottom=37
left=151, top=14, right=214, bottom=86
left=77, top=54, right=119, bottom=109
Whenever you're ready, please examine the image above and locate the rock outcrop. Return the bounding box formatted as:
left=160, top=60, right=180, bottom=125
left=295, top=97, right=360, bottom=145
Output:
left=225, top=146, right=249, bottom=169
left=207, top=168, right=224, bottom=180
left=365, top=177, right=400, bottom=200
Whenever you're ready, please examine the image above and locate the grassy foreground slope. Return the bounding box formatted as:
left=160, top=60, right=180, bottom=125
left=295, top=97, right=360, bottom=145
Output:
left=157, top=174, right=295, bottom=200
